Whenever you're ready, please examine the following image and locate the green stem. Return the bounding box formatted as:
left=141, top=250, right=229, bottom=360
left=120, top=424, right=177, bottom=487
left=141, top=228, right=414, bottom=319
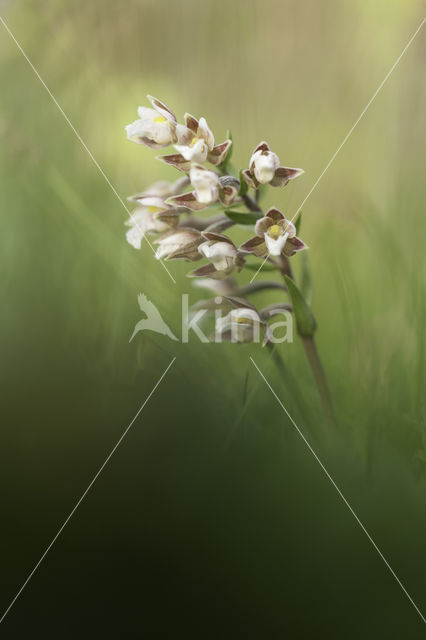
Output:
left=301, top=336, right=337, bottom=430
left=239, top=185, right=336, bottom=429
left=238, top=281, right=286, bottom=296
left=280, top=256, right=337, bottom=430
left=243, top=193, right=263, bottom=213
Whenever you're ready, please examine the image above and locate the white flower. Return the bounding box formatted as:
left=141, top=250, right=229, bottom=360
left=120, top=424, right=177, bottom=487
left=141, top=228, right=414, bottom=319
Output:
left=263, top=220, right=296, bottom=256
left=167, top=171, right=239, bottom=212
left=242, top=142, right=304, bottom=188
left=154, top=228, right=204, bottom=262
left=187, top=232, right=244, bottom=279
left=175, top=137, right=209, bottom=163
left=125, top=96, right=177, bottom=149
left=173, top=115, right=215, bottom=163
left=250, top=148, right=280, bottom=184
left=159, top=114, right=231, bottom=172
left=239, top=208, right=306, bottom=258
left=198, top=240, right=237, bottom=271
left=189, top=165, right=220, bottom=204
left=216, top=308, right=261, bottom=343
left=125, top=200, right=172, bottom=249
left=191, top=278, right=238, bottom=295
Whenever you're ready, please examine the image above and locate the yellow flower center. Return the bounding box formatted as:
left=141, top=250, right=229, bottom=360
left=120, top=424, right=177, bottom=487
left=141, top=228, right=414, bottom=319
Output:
left=236, top=316, right=254, bottom=325
left=148, top=206, right=160, bottom=213
left=268, top=224, right=282, bottom=239
left=154, top=116, right=167, bottom=124
left=190, top=136, right=200, bottom=147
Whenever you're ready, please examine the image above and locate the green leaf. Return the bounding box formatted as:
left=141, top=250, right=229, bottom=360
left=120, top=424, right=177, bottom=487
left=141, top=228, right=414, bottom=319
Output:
left=284, top=275, right=316, bottom=337
left=224, top=209, right=262, bottom=225
left=299, top=251, right=313, bottom=305
left=238, top=169, right=248, bottom=196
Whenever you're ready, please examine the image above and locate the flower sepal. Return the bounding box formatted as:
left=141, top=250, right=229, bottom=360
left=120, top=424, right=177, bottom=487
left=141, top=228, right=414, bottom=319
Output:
left=154, top=227, right=204, bottom=261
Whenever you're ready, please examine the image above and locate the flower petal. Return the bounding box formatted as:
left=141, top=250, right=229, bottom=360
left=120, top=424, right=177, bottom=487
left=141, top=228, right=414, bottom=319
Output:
left=241, top=169, right=258, bottom=189
left=147, top=95, right=177, bottom=123
left=199, top=241, right=237, bottom=270
left=184, top=113, right=199, bottom=133
left=207, top=139, right=232, bottom=165
left=239, top=235, right=268, bottom=257
left=126, top=224, right=145, bottom=249
left=130, top=108, right=177, bottom=146
left=202, top=231, right=235, bottom=245
left=157, top=153, right=192, bottom=172
left=249, top=142, right=271, bottom=169
left=197, top=117, right=215, bottom=150
left=218, top=176, right=240, bottom=205
left=265, top=208, right=285, bottom=223
left=127, top=178, right=190, bottom=203
left=187, top=263, right=221, bottom=278
left=224, top=296, right=258, bottom=311
left=265, top=232, right=288, bottom=256
left=253, top=141, right=271, bottom=154
left=176, top=124, right=194, bottom=146
left=270, top=166, right=304, bottom=187
left=154, top=227, right=204, bottom=261
left=134, top=196, right=167, bottom=209
left=175, top=139, right=208, bottom=163
left=190, top=164, right=220, bottom=203
left=155, top=209, right=180, bottom=228
left=283, top=235, right=308, bottom=257
left=125, top=120, right=165, bottom=148
left=251, top=150, right=280, bottom=184
left=167, top=191, right=209, bottom=211
left=254, top=216, right=273, bottom=237
left=219, top=184, right=239, bottom=206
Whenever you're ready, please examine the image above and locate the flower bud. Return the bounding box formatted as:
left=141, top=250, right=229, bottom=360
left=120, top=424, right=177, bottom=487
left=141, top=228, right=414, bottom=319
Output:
left=216, top=308, right=262, bottom=343
left=154, top=228, right=204, bottom=261
left=190, top=165, right=220, bottom=204
left=251, top=149, right=280, bottom=184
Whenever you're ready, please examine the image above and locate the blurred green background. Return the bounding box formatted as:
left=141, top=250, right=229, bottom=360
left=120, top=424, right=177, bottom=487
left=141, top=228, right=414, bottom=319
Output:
left=1, top=0, right=425, bottom=636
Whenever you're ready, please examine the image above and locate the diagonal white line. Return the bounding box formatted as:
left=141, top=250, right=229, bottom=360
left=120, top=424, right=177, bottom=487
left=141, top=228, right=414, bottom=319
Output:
left=289, top=17, right=425, bottom=225
left=250, top=17, right=425, bottom=283
left=249, top=254, right=270, bottom=283
left=0, top=15, right=176, bottom=284
left=250, top=356, right=426, bottom=626
left=0, top=357, right=176, bottom=625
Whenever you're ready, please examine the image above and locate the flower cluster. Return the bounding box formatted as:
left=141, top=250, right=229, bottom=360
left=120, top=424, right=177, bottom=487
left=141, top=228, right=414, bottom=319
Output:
left=125, top=95, right=308, bottom=343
